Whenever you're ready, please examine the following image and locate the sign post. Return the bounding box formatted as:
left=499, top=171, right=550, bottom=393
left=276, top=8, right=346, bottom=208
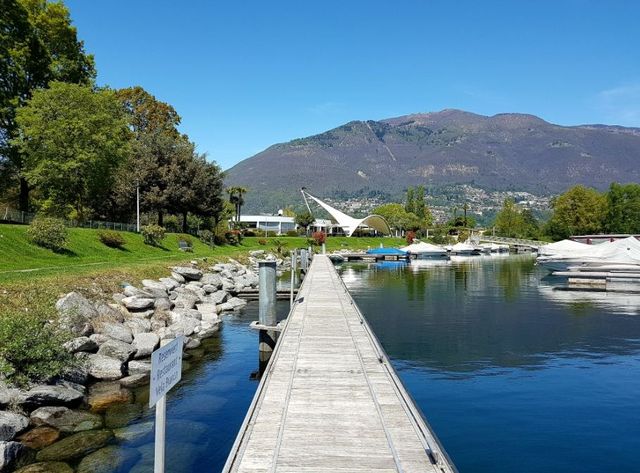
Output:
left=150, top=335, right=184, bottom=473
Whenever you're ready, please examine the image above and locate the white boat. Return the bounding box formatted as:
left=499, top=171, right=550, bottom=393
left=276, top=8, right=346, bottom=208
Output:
left=450, top=242, right=481, bottom=256
left=537, top=237, right=640, bottom=272
left=401, top=241, right=449, bottom=259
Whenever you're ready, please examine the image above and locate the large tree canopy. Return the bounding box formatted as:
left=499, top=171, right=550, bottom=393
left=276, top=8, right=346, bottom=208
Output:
left=605, top=182, right=640, bottom=234
left=13, top=82, right=130, bottom=219
left=0, top=0, right=95, bottom=210
left=545, top=185, right=606, bottom=240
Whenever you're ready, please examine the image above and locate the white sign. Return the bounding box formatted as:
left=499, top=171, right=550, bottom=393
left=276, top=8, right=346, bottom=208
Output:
left=149, top=335, right=184, bottom=407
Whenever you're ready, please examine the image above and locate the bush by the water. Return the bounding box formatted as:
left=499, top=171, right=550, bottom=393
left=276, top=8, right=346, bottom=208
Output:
left=312, top=231, right=326, bottom=245
left=225, top=230, right=243, bottom=246
left=98, top=230, right=126, bottom=248
left=258, top=238, right=267, bottom=245
left=27, top=217, right=68, bottom=252
left=286, top=230, right=298, bottom=237
left=0, top=313, right=74, bottom=387
left=141, top=224, right=166, bottom=246
left=198, top=229, right=214, bottom=245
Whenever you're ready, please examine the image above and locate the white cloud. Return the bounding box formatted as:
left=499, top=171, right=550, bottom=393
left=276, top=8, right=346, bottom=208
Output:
left=595, top=84, right=640, bottom=126
left=307, top=101, right=345, bottom=115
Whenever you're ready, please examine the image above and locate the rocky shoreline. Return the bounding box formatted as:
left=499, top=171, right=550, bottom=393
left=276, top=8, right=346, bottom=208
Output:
left=0, top=251, right=285, bottom=472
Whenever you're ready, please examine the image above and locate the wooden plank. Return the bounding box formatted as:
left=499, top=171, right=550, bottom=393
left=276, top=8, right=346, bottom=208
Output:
left=223, top=255, right=456, bottom=473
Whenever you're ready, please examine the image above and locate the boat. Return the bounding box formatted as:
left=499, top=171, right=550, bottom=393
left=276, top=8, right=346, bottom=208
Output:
left=400, top=241, right=449, bottom=259
left=365, top=247, right=409, bottom=259
left=450, top=242, right=481, bottom=256
left=537, top=237, right=640, bottom=272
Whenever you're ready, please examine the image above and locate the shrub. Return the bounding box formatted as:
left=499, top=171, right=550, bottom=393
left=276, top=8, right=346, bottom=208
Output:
left=27, top=217, right=68, bottom=252
left=271, top=238, right=287, bottom=255
left=243, top=229, right=257, bottom=237
left=406, top=230, right=416, bottom=245
left=286, top=230, right=298, bottom=237
left=312, top=231, right=326, bottom=246
left=225, top=230, right=243, bottom=245
left=98, top=230, right=126, bottom=248
left=141, top=224, right=166, bottom=246
left=258, top=238, right=267, bottom=245
left=0, top=313, right=74, bottom=388
left=198, top=229, right=214, bottom=245
left=163, top=215, right=180, bottom=233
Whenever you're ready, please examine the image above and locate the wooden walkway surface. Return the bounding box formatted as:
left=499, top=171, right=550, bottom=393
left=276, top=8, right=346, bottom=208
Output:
left=223, top=255, right=456, bottom=473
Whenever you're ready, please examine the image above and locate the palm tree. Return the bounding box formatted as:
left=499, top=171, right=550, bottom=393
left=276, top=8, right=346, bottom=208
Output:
left=225, top=186, right=248, bottom=223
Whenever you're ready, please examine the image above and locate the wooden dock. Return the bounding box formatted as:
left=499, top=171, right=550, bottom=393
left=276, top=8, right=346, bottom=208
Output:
left=223, top=254, right=456, bottom=473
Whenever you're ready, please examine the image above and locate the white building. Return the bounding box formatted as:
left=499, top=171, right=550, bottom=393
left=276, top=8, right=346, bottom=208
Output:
left=238, top=215, right=333, bottom=235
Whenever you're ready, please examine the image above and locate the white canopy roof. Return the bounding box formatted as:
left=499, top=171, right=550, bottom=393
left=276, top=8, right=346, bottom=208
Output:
left=304, top=192, right=391, bottom=237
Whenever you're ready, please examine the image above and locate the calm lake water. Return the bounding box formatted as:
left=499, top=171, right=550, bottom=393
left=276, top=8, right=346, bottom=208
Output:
left=87, top=256, right=640, bottom=472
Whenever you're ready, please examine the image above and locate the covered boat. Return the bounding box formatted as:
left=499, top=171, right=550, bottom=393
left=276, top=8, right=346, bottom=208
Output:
left=366, top=247, right=409, bottom=259
left=537, top=237, right=640, bottom=272
left=450, top=242, right=481, bottom=256
left=400, top=241, right=449, bottom=259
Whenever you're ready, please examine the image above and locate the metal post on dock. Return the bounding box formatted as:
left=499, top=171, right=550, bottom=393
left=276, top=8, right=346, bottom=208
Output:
left=300, top=249, right=308, bottom=276
left=258, top=261, right=277, bottom=371
left=321, top=242, right=326, bottom=254
left=290, top=249, right=296, bottom=307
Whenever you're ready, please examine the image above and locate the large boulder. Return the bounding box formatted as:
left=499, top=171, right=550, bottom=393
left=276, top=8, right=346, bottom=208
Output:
left=20, top=386, right=84, bottom=409
left=208, top=290, right=228, bottom=305
left=158, top=277, right=179, bottom=291
left=104, top=403, right=142, bottom=429
left=86, top=354, right=125, bottom=381
left=62, top=336, right=98, bottom=354
left=171, top=266, right=203, bottom=281
left=124, top=318, right=151, bottom=336
left=121, top=296, right=154, bottom=311
left=0, top=382, right=21, bottom=409
left=226, top=297, right=248, bottom=311
left=15, top=462, right=73, bottom=473
left=0, top=411, right=29, bottom=441
left=36, top=430, right=113, bottom=462
left=173, top=294, right=199, bottom=310
left=30, top=407, right=102, bottom=433
left=132, top=333, right=159, bottom=359
left=201, top=272, right=222, bottom=288
left=113, top=421, right=153, bottom=446
left=127, top=361, right=151, bottom=376
left=76, top=445, right=140, bottom=473
left=94, top=302, right=125, bottom=323
left=97, top=322, right=132, bottom=343
left=170, top=272, right=186, bottom=284
left=55, top=292, right=97, bottom=336
left=153, top=298, right=172, bottom=311
left=118, top=374, right=149, bottom=389
left=87, top=383, right=132, bottom=413
left=122, top=286, right=152, bottom=298
left=17, top=426, right=60, bottom=450
left=97, top=340, right=135, bottom=362
left=141, top=280, right=168, bottom=297
left=0, top=441, right=30, bottom=471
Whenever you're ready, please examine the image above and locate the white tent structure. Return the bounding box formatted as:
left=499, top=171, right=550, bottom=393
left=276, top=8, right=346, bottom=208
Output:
left=301, top=189, right=391, bottom=237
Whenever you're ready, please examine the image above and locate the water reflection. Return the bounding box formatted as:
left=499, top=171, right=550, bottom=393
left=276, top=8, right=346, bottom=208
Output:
left=338, top=255, right=640, bottom=373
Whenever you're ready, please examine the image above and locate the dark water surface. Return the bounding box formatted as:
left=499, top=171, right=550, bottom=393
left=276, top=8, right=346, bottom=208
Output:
left=100, top=256, right=639, bottom=472
left=338, top=255, right=640, bottom=473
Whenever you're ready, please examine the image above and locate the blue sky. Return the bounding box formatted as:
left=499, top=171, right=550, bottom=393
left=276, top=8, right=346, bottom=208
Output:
left=66, top=0, right=640, bottom=170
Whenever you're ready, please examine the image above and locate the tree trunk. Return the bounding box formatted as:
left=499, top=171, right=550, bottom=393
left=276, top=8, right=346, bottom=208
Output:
left=19, top=177, right=29, bottom=212
left=158, top=211, right=163, bottom=227
left=182, top=212, right=188, bottom=233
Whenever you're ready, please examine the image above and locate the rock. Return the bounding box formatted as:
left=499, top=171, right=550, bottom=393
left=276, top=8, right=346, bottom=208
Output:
left=159, top=277, right=179, bottom=291
left=89, top=333, right=110, bottom=346
left=0, top=441, right=30, bottom=471
left=221, top=278, right=235, bottom=292
left=141, top=279, right=168, bottom=294
left=36, top=430, right=113, bottom=462
left=63, top=336, right=98, bottom=354
left=95, top=302, right=125, bottom=323
left=196, top=324, right=219, bottom=340
left=170, top=272, right=186, bottom=284
left=153, top=298, right=172, bottom=311
left=127, top=361, right=151, bottom=375
left=208, top=290, right=228, bottom=304
left=86, top=354, right=125, bottom=380
left=53, top=379, right=85, bottom=395
left=171, top=266, right=202, bottom=281
left=118, top=374, right=149, bottom=389
left=227, top=297, right=248, bottom=310
left=20, top=386, right=84, bottom=409
left=121, top=296, right=154, bottom=311
left=113, top=421, right=153, bottom=445
left=156, top=328, right=175, bottom=341
left=149, top=316, right=166, bottom=332
left=131, top=309, right=154, bottom=319
left=97, top=322, right=132, bottom=343
left=87, top=383, right=132, bottom=413
left=124, top=318, right=151, bottom=335
left=76, top=445, right=140, bottom=473
left=123, top=286, right=152, bottom=298
left=184, top=284, right=206, bottom=297
left=249, top=250, right=265, bottom=257
left=0, top=382, right=20, bottom=409
left=0, top=411, right=29, bottom=441
left=31, top=407, right=102, bottom=433
left=17, top=427, right=60, bottom=450
left=185, top=338, right=201, bottom=350
left=132, top=333, right=159, bottom=359
left=55, top=292, right=97, bottom=336
left=171, top=309, right=201, bottom=321
left=195, top=302, right=217, bottom=316
left=104, top=403, right=142, bottom=428
left=173, top=294, right=199, bottom=310
left=60, top=366, right=89, bottom=386
left=97, top=339, right=135, bottom=362
left=15, top=462, right=73, bottom=473
left=168, top=317, right=199, bottom=337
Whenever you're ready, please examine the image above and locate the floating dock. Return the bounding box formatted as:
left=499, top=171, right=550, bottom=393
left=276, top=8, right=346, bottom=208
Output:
left=223, top=254, right=455, bottom=473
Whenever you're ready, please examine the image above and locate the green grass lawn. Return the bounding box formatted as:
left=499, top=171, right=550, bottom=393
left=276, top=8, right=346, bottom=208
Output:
left=0, top=224, right=403, bottom=284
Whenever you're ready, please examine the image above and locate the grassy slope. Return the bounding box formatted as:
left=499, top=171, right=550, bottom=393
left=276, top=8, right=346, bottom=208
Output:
left=0, top=224, right=403, bottom=289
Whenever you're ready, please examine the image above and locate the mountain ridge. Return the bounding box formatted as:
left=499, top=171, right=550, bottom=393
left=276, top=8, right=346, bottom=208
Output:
left=225, top=109, right=640, bottom=213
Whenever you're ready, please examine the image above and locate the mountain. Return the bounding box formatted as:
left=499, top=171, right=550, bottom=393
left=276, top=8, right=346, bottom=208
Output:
left=224, top=109, right=640, bottom=213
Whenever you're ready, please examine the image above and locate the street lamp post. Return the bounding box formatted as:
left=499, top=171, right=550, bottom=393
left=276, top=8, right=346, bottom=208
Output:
left=136, top=180, right=140, bottom=232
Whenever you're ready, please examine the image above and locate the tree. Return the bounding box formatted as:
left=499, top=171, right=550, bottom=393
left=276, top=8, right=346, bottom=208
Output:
left=0, top=0, right=95, bottom=211
left=373, top=203, right=422, bottom=234
left=494, top=199, right=525, bottom=238
left=13, top=82, right=130, bottom=219
left=226, top=186, right=248, bottom=224
left=545, top=185, right=606, bottom=240
left=414, top=185, right=426, bottom=218
left=521, top=208, right=540, bottom=239
left=294, top=211, right=315, bottom=235
left=605, top=182, right=640, bottom=234
left=405, top=187, right=415, bottom=214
